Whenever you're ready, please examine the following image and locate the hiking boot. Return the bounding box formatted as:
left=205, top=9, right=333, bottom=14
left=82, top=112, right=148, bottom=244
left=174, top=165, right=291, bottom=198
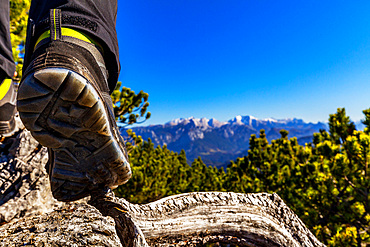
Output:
left=0, top=74, right=16, bottom=138
left=17, top=9, right=131, bottom=201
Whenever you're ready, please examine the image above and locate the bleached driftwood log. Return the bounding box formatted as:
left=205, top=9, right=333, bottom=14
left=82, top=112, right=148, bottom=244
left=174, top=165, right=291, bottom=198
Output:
left=0, top=118, right=325, bottom=246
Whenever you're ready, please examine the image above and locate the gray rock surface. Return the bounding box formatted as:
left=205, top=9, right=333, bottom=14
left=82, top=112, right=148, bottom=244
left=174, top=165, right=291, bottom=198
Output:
left=0, top=118, right=62, bottom=223
left=0, top=202, right=122, bottom=247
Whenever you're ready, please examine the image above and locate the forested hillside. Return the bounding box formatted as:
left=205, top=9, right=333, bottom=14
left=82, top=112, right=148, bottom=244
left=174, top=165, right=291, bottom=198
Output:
left=116, top=108, right=370, bottom=246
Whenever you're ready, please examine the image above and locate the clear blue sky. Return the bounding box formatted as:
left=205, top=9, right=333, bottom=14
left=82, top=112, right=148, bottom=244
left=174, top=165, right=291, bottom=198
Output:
left=116, top=1, right=370, bottom=126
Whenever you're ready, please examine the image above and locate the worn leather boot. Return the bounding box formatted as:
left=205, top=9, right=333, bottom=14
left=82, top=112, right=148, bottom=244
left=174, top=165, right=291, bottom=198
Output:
left=17, top=9, right=131, bottom=201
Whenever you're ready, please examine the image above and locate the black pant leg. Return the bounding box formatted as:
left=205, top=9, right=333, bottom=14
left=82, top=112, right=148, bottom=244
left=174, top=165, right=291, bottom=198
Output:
left=0, top=0, right=16, bottom=78
left=25, top=0, right=119, bottom=92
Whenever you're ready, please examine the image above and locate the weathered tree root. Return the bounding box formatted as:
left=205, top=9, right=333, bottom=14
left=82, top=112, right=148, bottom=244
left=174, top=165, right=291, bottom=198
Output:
left=0, top=120, right=325, bottom=246
left=90, top=190, right=325, bottom=247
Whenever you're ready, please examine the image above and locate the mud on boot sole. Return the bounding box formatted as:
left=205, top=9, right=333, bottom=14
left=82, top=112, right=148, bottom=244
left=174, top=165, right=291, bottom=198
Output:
left=17, top=68, right=131, bottom=201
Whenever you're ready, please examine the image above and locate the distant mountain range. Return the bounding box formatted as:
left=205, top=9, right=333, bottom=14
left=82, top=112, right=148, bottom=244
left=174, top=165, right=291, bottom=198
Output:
left=121, top=116, right=328, bottom=168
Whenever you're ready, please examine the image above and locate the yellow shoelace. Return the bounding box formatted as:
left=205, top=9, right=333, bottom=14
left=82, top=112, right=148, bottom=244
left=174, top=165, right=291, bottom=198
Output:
left=0, top=79, right=12, bottom=101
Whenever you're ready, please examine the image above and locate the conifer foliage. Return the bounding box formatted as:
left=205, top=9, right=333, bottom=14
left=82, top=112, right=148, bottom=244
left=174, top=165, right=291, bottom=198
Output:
left=223, top=108, right=369, bottom=246
left=111, top=81, right=151, bottom=126
left=9, top=0, right=30, bottom=79
left=115, top=137, right=225, bottom=204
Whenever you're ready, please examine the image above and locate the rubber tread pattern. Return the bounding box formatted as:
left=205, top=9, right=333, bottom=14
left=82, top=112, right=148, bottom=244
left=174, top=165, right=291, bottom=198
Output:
left=17, top=68, right=131, bottom=201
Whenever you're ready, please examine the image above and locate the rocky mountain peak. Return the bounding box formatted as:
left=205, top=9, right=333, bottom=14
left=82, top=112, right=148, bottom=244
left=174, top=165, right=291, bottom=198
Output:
left=208, top=118, right=226, bottom=128
left=123, top=115, right=327, bottom=168
left=228, top=115, right=244, bottom=125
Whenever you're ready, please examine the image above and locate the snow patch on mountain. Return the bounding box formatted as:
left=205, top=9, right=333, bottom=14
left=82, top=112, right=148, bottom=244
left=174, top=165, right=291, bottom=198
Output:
left=228, top=115, right=244, bottom=125
left=166, top=117, right=227, bottom=129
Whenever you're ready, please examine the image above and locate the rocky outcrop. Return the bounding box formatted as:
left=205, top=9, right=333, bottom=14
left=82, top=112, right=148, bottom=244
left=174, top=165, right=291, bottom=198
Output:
left=0, top=117, right=62, bottom=223
left=0, top=202, right=123, bottom=246
left=0, top=118, right=325, bottom=246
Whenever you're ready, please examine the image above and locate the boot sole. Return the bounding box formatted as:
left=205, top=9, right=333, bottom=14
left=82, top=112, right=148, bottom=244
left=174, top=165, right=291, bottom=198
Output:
left=17, top=68, right=131, bottom=201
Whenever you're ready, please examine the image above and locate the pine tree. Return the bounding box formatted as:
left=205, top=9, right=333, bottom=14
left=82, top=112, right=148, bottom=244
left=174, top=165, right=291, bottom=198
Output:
left=9, top=0, right=31, bottom=79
